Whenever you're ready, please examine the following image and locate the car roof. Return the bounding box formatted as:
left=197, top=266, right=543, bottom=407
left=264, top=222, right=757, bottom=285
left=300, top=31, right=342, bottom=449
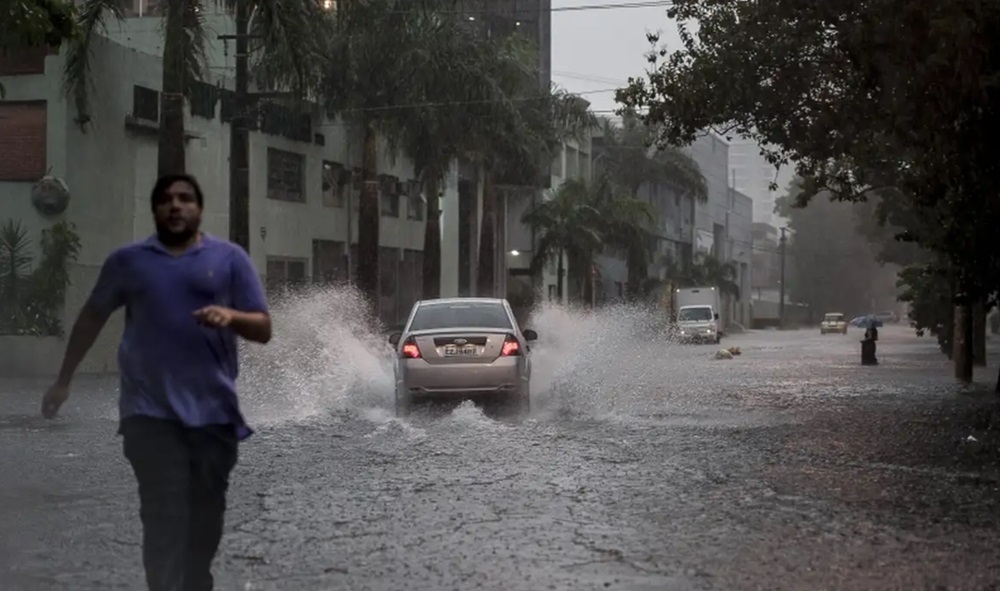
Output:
left=416, top=297, right=507, bottom=307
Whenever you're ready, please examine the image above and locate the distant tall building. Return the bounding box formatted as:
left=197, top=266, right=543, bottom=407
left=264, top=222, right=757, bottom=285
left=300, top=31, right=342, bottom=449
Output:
left=461, top=0, right=551, bottom=89
left=728, top=136, right=793, bottom=227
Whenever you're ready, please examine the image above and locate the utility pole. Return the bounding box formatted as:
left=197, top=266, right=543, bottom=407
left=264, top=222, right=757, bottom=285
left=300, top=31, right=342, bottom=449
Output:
left=222, top=0, right=251, bottom=252
left=779, top=226, right=787, bottom=329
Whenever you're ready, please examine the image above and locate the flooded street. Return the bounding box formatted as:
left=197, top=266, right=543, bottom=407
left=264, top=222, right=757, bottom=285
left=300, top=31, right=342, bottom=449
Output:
left=1, top=301, right=998, bottom=590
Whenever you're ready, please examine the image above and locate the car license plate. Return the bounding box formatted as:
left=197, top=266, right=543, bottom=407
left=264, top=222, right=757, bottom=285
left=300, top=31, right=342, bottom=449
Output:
left=443, top=344, right=477, bottom=356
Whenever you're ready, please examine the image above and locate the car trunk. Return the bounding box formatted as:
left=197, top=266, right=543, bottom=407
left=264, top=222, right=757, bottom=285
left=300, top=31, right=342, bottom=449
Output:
left=409, top=329, right=512, bottom=365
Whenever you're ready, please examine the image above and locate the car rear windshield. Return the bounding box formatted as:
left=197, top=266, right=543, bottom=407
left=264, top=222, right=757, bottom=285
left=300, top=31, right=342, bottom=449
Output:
left=409, top=302, right=513, bottom=331
left=825, top=314, right=843, bottom=321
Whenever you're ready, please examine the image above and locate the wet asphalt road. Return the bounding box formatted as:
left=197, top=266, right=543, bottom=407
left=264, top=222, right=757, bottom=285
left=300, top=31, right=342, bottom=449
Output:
left=2, top=321, right=999, bottom=590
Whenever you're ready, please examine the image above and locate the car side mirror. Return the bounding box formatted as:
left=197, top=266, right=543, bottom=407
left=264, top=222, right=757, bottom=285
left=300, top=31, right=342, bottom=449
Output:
left=523, top=329, right=538, bottom=342
left=388, top=332, right=401, bottom=346
left=713, top=313, right=719, bottom=320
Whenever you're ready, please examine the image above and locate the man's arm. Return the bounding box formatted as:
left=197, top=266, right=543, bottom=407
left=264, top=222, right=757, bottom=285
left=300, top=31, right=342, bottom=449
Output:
left=55, top=252, right=125, bottom=385
left=229, top=246, right=271, bottom=344
left=56, top=304, right=113, bottom=386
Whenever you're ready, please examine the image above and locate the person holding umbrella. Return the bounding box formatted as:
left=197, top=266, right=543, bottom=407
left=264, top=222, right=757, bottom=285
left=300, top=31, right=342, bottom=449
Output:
left=861, top=316, right=879, bottom=365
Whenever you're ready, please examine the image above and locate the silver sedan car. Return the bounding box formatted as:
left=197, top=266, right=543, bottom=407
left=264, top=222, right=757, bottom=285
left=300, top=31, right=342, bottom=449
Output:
left=388, top=297, right=538, bottom=418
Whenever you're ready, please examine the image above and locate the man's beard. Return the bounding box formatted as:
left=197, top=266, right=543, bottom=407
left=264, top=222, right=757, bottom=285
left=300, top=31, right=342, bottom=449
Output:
left=155, top=222, right=199, bottom=247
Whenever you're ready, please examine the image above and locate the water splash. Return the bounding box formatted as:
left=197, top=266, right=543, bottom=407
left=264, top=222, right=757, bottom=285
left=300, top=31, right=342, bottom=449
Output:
left=239, top=287, right=694, bottom=427
left=240, top=284, right=393, bottom=425
left=526, top=300, right=677, bottom=418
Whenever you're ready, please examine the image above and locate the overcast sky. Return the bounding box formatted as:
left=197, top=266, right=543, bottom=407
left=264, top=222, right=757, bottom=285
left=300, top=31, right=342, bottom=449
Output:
left=550, top=0, right=683, bottom=114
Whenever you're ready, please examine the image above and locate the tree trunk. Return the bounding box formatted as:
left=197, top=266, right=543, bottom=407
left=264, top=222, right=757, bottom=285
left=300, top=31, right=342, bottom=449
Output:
left=565, top=253, right=585, bottom=304
left=626, top=246, right=646, bottom=300
left=228, top=0, right=250, bottom=251
left=583, top=260, right=594, bottom=308
left=421, top=176, right=441, bottom=299
left=158, top=0, right=188, bottom=176
left=356, top=117, right=380, bottom=313
left=556, top=249, right=564, bottom=302
left=973, top=300, right=987, bottom=366
left=953, top=303, right=973, bottom=383
left=476, top=170, right=496, bottom=297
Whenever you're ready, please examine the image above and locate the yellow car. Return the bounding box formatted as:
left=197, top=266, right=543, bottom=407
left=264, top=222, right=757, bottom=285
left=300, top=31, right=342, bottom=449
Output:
left=820, top=313, right=848, bottom=335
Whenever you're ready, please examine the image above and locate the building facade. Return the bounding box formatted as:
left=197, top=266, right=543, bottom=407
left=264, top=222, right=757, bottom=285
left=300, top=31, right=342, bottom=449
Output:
left=0, top=15, right=465, bottom=376
left=751, top=222, right=782, bottom=290
left=464, top=0, right=552, bottom=88
left=728, top=135, right=794, bottom=228
left=683, top=134, right=753, bottom=328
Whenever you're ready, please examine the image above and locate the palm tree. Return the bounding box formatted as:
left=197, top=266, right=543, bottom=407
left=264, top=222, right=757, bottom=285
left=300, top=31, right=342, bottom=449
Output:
left=598, top=110, right=706, bottom=199
left=522, top=178, right=655, bottom=303
left=473, top=83, right=597, bottom=297
left=388, top=23, right=533, bottom=299
left=686, top=252, right=740, bottom=298
left=1, top=0, right=77, bottom=98
left=595, top=108, right=707, bottom=296
left=521, top=179, right=602, bottom=301
left=310, top=0, right=511, bottom=306
left=64, top=0, right=322, bottom=176
left=585, top=170, right=656, bottom=303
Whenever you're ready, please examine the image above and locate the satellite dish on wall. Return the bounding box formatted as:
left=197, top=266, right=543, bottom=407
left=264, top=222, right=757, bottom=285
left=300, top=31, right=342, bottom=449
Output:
left=31, top=176, right=70, bottom=217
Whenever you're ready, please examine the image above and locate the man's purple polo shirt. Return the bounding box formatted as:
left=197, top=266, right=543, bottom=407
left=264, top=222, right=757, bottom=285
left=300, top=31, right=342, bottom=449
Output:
left=87, top=234, right=268, bottom=440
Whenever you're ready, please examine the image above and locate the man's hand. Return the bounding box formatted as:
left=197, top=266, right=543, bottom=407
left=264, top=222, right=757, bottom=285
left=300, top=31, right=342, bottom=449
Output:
left=193, top=305, right=236, bottom=328
left=194, top=306, right=271, bottom=343
left=41, top=383, right=69, bottom=419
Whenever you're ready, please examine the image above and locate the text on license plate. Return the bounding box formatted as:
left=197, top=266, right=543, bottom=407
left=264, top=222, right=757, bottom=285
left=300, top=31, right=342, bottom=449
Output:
left=443, top=344, right=477, bottom=356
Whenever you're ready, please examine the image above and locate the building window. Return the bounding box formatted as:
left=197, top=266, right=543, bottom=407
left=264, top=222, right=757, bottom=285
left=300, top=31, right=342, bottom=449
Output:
left=265, top=256, right=307, bottom=293
left=0, top=46, right=49, bottom=76
left=259, top=102, right=312, bottom=143
left=219, top=89, right=235, bottom=122
left=189, top=81, right=217, bottom=119
left=0, top=101, right=47, bottom=182
left=322, top=161, right=347, bottom=208
left=132, top=85, right=160, bottom=122
left=312, top=239, right=347, bottom=283
left=267, top=148, right=305, bottom=203
left=379, top=175, right=400, bottom=217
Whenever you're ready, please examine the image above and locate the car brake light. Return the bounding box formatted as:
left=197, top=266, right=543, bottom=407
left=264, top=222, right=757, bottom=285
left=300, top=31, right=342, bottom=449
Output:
left=401, top=338, right=421, bottom=359
left=501, top=335, right=520, bottom=356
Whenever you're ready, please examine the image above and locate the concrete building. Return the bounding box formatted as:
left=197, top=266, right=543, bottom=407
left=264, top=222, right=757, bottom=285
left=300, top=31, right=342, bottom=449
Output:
left=0, top=11, right=464, bottom=376
left=481, top=0, right=556, bottom=309
left=581, top=126, right=754, bottom=321
left=751, top=222, right=782, bottom=290
left=728, top=135, right=794, bottom=228
left=504, top=133, right=593, bottom=307
left=587, top=119, right=700, bottom=304
left=684, top=134, right=753, bottom=328
left=464, top=0, right=551, bottom=89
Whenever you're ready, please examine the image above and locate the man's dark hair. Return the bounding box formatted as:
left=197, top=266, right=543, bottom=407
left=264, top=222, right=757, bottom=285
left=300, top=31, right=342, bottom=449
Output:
left=150, top=173, right=205, bottom=210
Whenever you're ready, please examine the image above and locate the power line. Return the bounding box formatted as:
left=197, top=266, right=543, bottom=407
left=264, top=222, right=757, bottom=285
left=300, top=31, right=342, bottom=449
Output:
left=115, top=0, right=675, bottom=24
left=553, top=70, right=629, bottom=86
left=306, top=88, right=620, bottom=125
left=386, top=1, right=675, bottom=16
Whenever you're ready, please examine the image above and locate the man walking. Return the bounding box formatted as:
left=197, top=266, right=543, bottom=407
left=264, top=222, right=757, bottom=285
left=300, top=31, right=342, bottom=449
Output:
left=41, top=173, right=271, bottom=591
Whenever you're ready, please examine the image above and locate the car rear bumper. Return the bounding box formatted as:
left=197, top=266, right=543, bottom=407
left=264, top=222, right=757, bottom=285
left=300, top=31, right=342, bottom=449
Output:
left=397, top=357, right=527, bottom=398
